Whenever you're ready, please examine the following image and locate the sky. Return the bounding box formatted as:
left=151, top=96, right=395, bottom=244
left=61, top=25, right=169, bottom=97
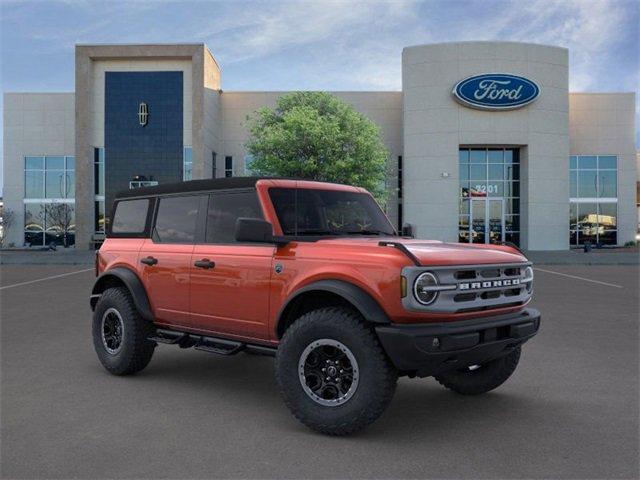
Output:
left=1, top=0, right=638, bottom=193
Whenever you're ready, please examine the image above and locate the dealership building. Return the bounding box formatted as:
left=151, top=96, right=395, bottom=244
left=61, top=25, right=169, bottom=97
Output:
left=2, top=41, right=638, bottom=250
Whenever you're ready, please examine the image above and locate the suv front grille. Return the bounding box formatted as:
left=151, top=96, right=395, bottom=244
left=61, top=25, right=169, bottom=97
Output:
left=403, top=263, right=532, bottom=314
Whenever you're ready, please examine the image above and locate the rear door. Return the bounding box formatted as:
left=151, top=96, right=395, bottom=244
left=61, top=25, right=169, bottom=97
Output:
left=190, top=190, right=274, bottom=340
left=138, top=194, right=205, bottom=329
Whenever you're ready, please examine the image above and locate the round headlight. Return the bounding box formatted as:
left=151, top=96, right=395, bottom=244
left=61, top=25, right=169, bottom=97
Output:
left=414, top=272, right=439, bottom=305
left=523, top=266, right=534, bottom=293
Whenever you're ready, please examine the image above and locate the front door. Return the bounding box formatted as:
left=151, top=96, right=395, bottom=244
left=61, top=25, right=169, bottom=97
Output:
left=189, top=190, right=274, bottom=341
left=468, top=198, right=505, bottom=245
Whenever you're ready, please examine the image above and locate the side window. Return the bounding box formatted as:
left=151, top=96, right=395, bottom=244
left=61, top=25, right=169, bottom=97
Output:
left=111, top=199, right=150, bottom=234
left=154, top=195, right=200, bottom=243
left=206, top=191, right=263, bottom=243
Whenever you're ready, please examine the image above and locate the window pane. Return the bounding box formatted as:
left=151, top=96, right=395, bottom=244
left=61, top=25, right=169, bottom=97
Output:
left=459, top=181, right=469, bottom=198
left=24, top=204, right=44, bottom=231
left=505, top=215, right=519, bottom=232
left=66, top=156, right=75, bottom=170
left=95, top=201, right=106, bottom=232
left=598, top=203, right=617, bottom=228
left=504, top=164, right=519, bottom=182
left=469, top=150, right=486, bottom=163
left=25, top=231, right=44, bottom=246
left=111, top=199, right=149, bottom=234
left=45, top=156, right=65, bottom=170
left=44, top=204, right=75, bottom=246
left=25, top=156, right=44, bottom=170
left=599, top=230, right=617, bottom=245
left=598, top=171, right=617, bottom=198
left=578, top=171, right=597, bottom=197
left=25, top=171, right=44, bottom=198
left=579, top=155, right=597, bottom=169
left=225, top=156, right=233, bottom=169
left=570, top=202, right=577, bottom=229
left=504, top=150, right=514, bottom=164
left=459, top=162, right=469, bottom=181
left=66, top=172, right=75, bottom=198
left=569, top=230, right=577, bottom=246
left=469, top=164, right=486, bottom=180
left=459, top=198, right=470, bottom=215
left=570, top=171, right=577, bottom=197
left=570, top=156, right=577, bottom=170
left=459, top=150, right=469, bottom=164
left=505, top=181, right=520, bottom=197
left=94, top=162, right=105, bottom=196
left=505, top=199, right=520, bottom=215
left=155, top=196, right=200, bottom=243
left=487, top=150, right=503, bottom=163
left=206, top=192, right=263, bottom=243
left=486, top=181, right=504, bottom=197
left=45, top=171, right=65, bottom=198
left=598, top=155, right=616, bottom=169
left=488, top=163, right=504, bottom=180
left=578, top=203, right=598, bottom=230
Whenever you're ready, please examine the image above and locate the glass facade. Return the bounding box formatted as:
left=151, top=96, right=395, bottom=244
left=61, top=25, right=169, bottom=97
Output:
left=459, top=148, right=520, bottom=245
left=24, top=155, right=75, bottom=246
left=225, top=156, right=233, bottom=177
left=569, top=155, right=617, bottom=246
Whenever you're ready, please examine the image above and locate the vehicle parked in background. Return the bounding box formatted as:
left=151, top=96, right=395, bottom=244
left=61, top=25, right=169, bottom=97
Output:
left=91, top=178, right=540, bottom=435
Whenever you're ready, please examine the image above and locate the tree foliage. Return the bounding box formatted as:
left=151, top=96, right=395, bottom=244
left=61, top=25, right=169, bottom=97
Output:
left=246, top=92, right=389, bottom=201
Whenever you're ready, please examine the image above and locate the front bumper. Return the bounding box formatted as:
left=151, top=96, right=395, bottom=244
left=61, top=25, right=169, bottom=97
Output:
left=375, top=308, right=541, bottom=377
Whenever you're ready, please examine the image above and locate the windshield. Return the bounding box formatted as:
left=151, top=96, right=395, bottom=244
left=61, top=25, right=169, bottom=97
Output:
left=268, top=188, right=396, bottom=236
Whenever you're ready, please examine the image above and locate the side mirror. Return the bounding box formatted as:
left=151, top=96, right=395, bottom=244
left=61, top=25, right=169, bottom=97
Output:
left=235, top=218, right=281, bottom=244
left=401, top=223, right=414, bottom=238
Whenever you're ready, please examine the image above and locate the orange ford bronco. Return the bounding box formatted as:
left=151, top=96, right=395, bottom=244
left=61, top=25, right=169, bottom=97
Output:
left=91, top=177, right=540, bottom=435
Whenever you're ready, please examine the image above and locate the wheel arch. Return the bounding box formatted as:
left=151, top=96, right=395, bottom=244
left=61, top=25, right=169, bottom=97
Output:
left=276, top=279, right=390, bottom=338
left=90, top=267, right=154, bottom=322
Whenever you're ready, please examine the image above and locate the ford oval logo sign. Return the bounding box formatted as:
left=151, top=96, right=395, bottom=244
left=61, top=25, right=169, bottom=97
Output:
left=453, top=73, right=540, bottom=110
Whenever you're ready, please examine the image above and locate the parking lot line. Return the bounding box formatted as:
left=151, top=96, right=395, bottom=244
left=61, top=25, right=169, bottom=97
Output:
left=0, top=268, right=94, bottom=290
left=533, top=267, right=624, bottom=289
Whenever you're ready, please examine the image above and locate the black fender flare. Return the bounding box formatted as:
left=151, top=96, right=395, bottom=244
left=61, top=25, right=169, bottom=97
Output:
left=277, top=279, right=390, bottom=336
left=90, top=267, right=154, bottom=322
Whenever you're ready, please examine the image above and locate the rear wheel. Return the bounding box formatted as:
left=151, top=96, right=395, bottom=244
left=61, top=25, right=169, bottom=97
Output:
left=435, top=347, right=521, bottom=395
left=275, top=307, right=397, bottom=436
left=92, top=287, right=156, bottom=375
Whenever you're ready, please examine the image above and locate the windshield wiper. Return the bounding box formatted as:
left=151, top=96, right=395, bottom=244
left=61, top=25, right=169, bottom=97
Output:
left=292, top=229, right=344, bottom=236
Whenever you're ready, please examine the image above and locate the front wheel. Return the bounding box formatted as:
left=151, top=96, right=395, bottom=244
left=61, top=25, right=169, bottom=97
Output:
left=435, top=347, right=521, bottom=395
left=275, top=307, right=397, bottom=436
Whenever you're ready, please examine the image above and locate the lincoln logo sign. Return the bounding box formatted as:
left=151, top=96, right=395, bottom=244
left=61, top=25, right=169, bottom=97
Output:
left=453, top=73, right=540, bottom=110
left=138, top=102, right=149, bottom=126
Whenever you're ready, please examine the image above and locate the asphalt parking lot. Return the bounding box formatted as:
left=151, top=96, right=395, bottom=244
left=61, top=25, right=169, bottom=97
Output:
left=1, top=264, right=638, bottom=479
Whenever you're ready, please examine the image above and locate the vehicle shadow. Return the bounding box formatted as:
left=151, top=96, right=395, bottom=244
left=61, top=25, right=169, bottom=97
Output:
left=95, top=348, right=559, bottom=442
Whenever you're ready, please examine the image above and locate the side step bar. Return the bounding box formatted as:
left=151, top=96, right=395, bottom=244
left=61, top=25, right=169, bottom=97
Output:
left=148, top=328, right=277, bottom=357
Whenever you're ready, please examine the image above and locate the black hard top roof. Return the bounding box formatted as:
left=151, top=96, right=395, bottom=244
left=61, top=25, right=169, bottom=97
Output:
left=115, top=177, right=297, bottom=199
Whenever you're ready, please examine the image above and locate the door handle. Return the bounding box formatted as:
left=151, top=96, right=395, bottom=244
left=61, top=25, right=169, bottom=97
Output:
left=140, top=256, right=158, bottom=266
left=194, top=259, right=215, bottom=269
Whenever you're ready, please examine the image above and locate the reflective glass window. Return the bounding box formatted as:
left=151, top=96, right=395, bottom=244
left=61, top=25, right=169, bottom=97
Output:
left=154, top=196, right=199, bottom=243
left=579, top=156, right=597, bottom=169
left=45, top=156, right=65, bottom=170
left=45, top=170, right=65, bottom=198
left=487, top=150, right=503, bottom=163
left=206, top=191, right=263, bottom=244
left=598, top=156, right=616, bottom=169
left=469, top=150, right=486, bottom=163
left=25, top=156, right=44, bottom=170
left=578, top=171, right=597, bottom=197
left=112, top=199, right=150, bottom=234
left=25, top=171, right=44, bottom=198
left=598, top=171, right=617, bottom=198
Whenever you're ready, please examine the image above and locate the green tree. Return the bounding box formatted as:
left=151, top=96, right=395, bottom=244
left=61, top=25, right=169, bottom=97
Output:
left=246, top=92, right=389, bottom=202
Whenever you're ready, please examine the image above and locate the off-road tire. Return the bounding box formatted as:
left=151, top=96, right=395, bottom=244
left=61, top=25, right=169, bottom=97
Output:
left=435, top=347, right=521, bottom=395
left=92, top=287, right=156, bottom=375
left=275, top=307, right=397, bottom=436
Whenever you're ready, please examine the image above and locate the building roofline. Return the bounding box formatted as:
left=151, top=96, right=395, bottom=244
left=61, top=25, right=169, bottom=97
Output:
left=403, top=40, right=568, bottom=52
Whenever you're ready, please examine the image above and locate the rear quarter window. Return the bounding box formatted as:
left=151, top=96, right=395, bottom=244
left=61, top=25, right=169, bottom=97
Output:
left=111, top=199, right=150, bottom=235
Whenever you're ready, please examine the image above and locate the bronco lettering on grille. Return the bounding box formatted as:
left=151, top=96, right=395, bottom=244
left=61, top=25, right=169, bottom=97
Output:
left=459, top=279, right=520, bottom=290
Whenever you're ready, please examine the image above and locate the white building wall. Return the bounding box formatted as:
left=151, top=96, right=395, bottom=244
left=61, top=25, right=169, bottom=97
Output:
left=402, top=41, right=569, bottom=250
left=2, top=93, right=75, bottom=246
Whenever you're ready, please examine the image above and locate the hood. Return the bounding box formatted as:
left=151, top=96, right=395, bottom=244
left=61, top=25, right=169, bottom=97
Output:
left=315, top=237, right=527, bottom=266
